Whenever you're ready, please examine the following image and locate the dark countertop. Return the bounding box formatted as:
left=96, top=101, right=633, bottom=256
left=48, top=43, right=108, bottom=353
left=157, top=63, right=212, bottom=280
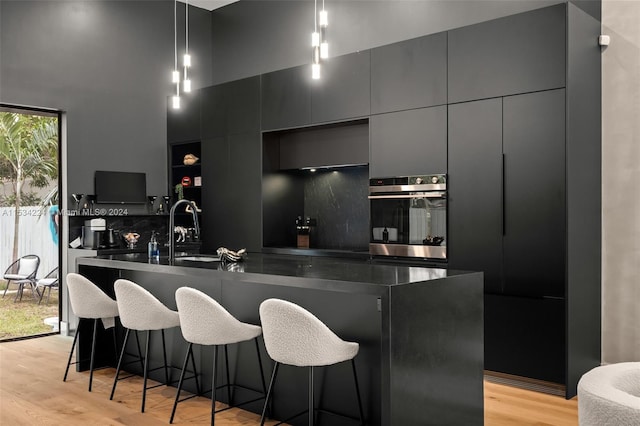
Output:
left=76, top=252, right=473, bottom=288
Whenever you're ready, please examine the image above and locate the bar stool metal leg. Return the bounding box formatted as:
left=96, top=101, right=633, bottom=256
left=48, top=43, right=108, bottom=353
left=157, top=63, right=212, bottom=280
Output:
left=63, top=319, right=81, bottom=382
left=61, top=318, right=101, bottom=392
left=190, top=345, right=201, bottom=395
left=309, top=366, right=314, bottom=426
left=162, top=329, right=170, bottom=385
left=260, top=361, right=280, bottom=426
left=88, top=318, right=98, bottom=392
left=255, top=337, right=268, bottom=397
left=110, top=328, right=131, bottom=400
left=170, top=342, right=193, bottom=424
left=352, top=359, right=365, bottom=426
left=141, top=330, right=151, bottom=413
left=112, top=326, right=119, bottom=365
left=211, top=346, right=218, bottom=425
left=224, top=345, right=232, bottom=405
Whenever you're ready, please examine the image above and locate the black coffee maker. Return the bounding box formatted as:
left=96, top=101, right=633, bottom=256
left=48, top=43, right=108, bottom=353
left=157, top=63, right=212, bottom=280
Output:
left=102, top=228, right=120, bottom=248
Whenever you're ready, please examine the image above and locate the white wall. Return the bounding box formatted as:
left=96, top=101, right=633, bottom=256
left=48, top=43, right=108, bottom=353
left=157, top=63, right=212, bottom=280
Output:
left=601, top=0, right=640, bottom=363
left=0, top=206, right=59, bottom=278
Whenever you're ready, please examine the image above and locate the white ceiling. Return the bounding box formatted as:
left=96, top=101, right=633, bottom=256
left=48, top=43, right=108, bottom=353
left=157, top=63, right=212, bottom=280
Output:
left=188, top=0, right=238, bottom=11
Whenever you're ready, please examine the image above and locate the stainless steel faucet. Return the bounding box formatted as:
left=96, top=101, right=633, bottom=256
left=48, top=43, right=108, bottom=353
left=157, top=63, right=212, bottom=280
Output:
left=169, top=199, right=200, bottom=263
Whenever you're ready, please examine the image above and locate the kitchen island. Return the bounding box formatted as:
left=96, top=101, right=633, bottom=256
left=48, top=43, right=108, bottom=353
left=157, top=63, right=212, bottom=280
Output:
left=76, top=253, right=483, bottom=426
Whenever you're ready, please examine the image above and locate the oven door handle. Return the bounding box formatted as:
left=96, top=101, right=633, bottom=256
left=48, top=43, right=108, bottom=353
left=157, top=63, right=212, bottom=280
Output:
left=368, top=192, right=446, bottom=199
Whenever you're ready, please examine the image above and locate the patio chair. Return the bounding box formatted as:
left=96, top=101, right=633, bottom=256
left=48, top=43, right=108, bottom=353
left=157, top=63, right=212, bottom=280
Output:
left=36, top=267, right=59, bottom=305
left=2, top=254, right=40, bottom=302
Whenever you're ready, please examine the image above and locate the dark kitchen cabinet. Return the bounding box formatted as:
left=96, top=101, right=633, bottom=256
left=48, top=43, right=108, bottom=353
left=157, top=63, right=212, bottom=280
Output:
left=225, top=132, right=262, bottom=251
left=448, top=92, right=567, bottom=386
left=447, top=4, right=566, bottom=103
left=503, top=89, right=566, bottom=298
left=274, top=120, right=369, bottom=170
left=448, top=90, right=565, bottom=298
left=371, top=32, right=447, bottom=114
left=200, top=133, right=262, bottom=253
left=167, top=91, right=200, bottom=143
left=370, top=106, right=446, bottom=177
left=485, top=294, right=565, bottom=384
left=261, top=65, right=311, bottom=130
left=448, top=98, right=503, bottom=294
left=200, top=85, right=225, bottom=138
left=201, top=136, right=226, bottom=251
left=311, top=51, right=370, bottom=124
left=199, top=76, right=261, bottom=253
left=200, top=76, right=260, bottom=138
left=225, top=77, right=260, bottom=135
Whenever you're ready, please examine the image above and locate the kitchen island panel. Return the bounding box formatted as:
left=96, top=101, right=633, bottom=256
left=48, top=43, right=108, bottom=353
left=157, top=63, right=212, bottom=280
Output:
left=390, top=273, right=484, bottom=425
left=76, top=255, right=483, bottom=425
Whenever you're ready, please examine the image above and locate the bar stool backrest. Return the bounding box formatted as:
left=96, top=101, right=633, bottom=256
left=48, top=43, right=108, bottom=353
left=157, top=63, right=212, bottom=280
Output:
left=259, top=298, right=359, bottom=367
left=114, top=279, right=179, bottom=331
left=175, top=287, right=261, bottom=346
left=66, top=273, right=119, bottom=320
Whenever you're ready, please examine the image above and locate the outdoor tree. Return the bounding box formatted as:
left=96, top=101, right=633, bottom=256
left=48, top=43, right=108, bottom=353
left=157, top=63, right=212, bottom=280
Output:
left=0, top=112, right=58, bottom=262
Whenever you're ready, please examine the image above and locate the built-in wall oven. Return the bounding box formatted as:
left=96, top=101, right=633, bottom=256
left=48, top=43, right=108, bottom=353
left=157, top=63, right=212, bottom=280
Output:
left=369, top=174, right=447, bottom=259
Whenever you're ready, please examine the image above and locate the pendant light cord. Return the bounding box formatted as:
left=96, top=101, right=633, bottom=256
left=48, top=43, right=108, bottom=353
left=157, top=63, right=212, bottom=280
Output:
left=185, top=0, right=189, bottom=55
left=174, top=0, right=177, bottom=70
left=174, top=0, right=178, bottom=95
left=184, top=0, right=189, bottom=83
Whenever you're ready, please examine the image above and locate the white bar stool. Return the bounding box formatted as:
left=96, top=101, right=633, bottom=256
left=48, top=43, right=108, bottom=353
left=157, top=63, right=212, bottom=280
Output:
left=259, top=298, right=365, bottom=426
left=171, top=287, right=267, bottom=425
left=64, top=273, right=119, bottom=392
left=110, top=278, right=182, bottom=413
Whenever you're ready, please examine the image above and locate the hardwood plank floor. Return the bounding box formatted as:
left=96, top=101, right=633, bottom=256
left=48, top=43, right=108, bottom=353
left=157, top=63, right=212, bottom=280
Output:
left=0, top=335, right=578, bottom=425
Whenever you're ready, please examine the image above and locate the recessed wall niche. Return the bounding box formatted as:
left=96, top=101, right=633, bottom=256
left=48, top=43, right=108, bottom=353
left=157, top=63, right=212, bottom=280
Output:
left=262, top=120, right=369, bottom=251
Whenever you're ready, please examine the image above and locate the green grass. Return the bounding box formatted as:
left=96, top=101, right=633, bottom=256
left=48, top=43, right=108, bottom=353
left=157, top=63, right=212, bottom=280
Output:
left=0, top=281, right=59, bottom=340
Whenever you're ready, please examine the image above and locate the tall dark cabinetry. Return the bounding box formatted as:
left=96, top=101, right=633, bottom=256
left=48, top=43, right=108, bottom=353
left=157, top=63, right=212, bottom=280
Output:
left=200, top=76, right=262, bottom=253
left=447, top=4, right=600, bottom=397
left=502, top=90, right=566, bottom=298
left=448, top=98, right=503, bottom=294
left=449, top=90, right=567, bottom=385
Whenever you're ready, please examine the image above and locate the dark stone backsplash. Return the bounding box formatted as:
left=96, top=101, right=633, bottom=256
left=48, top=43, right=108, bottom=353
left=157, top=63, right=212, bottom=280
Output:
left=303, top=167, right=369, bottom=250
left=69, top=215, right=169, bottom=249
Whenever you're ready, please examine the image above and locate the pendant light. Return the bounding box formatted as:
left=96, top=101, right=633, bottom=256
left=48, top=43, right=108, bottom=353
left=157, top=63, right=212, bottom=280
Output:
left=183, top=0, right=192, bottom=93
left=311, top=0, right=328, bottom=79
left=171, top=0, right=180, bottom=109
left=319, top=0, right=328, bottom=59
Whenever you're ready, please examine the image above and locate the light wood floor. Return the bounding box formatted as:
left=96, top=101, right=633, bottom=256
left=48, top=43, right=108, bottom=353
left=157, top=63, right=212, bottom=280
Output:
left=0, top=335, right=578, bottom=425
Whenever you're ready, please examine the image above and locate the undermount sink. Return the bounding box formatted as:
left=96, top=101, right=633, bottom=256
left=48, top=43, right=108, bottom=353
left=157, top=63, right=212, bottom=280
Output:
left=175, top=255, right=221, bottom=263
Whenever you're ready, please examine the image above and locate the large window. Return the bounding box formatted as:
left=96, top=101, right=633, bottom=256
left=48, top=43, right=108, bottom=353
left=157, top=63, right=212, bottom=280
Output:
left=0, top=105, right=61, bottom=340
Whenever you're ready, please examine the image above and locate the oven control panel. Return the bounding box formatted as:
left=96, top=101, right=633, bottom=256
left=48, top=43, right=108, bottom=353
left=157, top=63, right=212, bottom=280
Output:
left=410, top=174, right=446, bottom=185
left=369, top=174, right=446, bottom=187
